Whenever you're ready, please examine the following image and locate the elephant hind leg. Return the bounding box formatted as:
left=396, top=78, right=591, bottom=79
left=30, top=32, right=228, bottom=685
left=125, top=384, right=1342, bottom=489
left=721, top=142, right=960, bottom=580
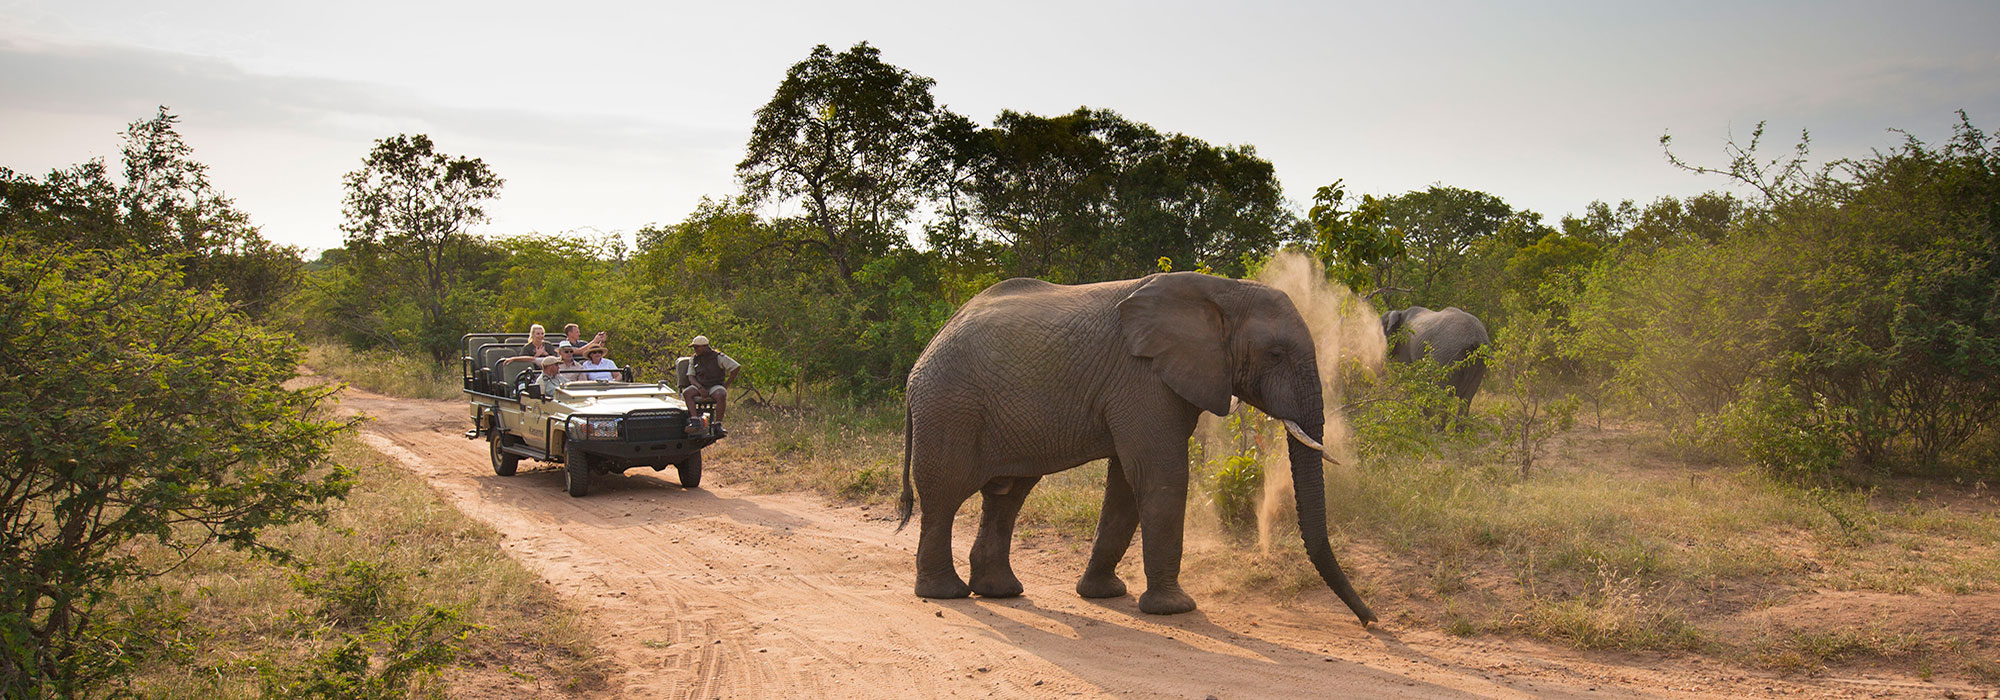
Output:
left=913, top=488, right=972, bottom=600
left=969, top=475, right=1041, bottom=598
left=1077, top=457, right=1136, bottom=599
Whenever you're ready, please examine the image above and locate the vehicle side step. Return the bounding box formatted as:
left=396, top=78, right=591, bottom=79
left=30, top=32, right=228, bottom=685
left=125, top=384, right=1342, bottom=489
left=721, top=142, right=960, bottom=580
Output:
left=500, top=444, right=553, bottom=462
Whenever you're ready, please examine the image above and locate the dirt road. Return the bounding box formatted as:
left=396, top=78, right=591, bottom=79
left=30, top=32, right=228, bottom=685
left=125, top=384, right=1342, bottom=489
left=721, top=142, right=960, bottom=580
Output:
left=336, top=388, right=1960, bottom=699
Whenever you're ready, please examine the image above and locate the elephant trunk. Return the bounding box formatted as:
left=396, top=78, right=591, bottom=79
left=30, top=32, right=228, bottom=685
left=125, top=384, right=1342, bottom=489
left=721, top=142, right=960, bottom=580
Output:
left=1285, top=419, right=1378, bottom=626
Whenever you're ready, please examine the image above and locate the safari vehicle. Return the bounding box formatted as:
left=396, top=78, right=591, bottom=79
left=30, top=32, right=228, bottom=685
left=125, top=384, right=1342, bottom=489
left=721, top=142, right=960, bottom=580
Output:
left=459, top=333, right=723, bottom=497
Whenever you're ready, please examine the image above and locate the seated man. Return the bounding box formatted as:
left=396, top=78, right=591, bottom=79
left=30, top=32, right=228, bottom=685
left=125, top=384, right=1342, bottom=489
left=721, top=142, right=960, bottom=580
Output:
left=577, top=345, right=619, bottom=382
left=555, top=341, right=583, bottom=372
left=561, top=323, right=610, bottom=354
left=534, top=355, right=570, bottom=396
left=680, top=335, right=739, bottom=426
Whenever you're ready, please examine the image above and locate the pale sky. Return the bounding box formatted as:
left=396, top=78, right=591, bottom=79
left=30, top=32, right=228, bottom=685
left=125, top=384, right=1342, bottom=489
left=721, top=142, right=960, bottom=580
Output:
left=3, top=0, right=1996, bottom=253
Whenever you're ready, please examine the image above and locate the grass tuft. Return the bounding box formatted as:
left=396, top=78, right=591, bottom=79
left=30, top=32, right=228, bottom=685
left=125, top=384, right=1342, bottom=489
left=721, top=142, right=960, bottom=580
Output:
left=305, top=342, right=462, bottom=400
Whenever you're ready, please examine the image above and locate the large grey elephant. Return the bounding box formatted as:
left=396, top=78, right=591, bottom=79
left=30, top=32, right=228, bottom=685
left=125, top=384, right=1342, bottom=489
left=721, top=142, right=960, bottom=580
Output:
left=1380, top=306, right=1490, bottom=416
left=897, top=272, right=1376, bottom=624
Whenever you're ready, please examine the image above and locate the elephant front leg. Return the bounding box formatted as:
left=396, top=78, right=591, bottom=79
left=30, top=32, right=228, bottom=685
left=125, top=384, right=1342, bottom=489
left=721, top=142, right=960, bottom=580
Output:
left=914, top=494, right=972, bottom=599
left=1076, top=458, right=1136, bottom=599
left=1130, top=459, right=1196, bottom=615
left=968, top=475, right=1041, bottom=598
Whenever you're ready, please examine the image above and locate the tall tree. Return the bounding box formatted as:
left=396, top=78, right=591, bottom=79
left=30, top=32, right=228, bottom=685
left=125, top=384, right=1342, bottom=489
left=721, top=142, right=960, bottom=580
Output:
left=340, top=134, right=503, bottom=359
left=940, top=107, right=1296, bottom=282
left=1378, top=185, right=1521, bottom=301
left=738, top=43, right=947, bottom=288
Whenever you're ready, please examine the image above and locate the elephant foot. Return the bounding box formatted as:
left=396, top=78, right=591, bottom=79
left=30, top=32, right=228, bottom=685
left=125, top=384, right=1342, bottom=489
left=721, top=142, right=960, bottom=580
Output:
left=915, top=574, right=972, bottom=600
left=1075, top=574, right=1128, bottom=599
left=969, top=572, right=1024, bottom=598
left=1138, top=587, right=1197, bottom=615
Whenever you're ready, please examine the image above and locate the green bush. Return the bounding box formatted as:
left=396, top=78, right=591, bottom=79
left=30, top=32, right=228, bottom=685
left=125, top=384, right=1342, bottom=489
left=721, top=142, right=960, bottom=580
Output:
left=1709, top=378, right=1848, bottom=482
left=0, top=241, right=353, bottom=695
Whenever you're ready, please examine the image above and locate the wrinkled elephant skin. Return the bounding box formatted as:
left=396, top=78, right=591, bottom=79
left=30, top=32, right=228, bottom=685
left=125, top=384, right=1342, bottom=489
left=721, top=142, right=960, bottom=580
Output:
left=898, top=273, right=1376, bottom=624
left=1381, top=306, right=1490, bottom=416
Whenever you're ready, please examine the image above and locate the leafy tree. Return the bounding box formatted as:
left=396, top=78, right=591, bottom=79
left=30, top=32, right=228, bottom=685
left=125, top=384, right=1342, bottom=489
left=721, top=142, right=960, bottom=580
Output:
left=0, top=107, right=301, bottom=316
left=1309, top=180, right=1404, bottom=295
left=340, top=134, right=504, bottom=360
left=940, top=107, right=1298, bottom=282
left=738, top=43, right=948, bottom=289
left=1378, top=185, right=1520, bottom=302
left=0, top=239, right=352, bottom=695
left=1611, top=193, right=1742, bottom=255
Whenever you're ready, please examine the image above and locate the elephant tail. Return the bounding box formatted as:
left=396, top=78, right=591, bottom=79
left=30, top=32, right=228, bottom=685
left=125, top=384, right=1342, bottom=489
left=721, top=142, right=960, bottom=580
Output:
left=896, top=403, right=915, bottom=532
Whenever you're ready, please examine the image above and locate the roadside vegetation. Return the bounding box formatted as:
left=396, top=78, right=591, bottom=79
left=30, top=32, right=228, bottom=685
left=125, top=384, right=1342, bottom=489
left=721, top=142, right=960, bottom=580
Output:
left=5, top=41, right=1995, bottom=694
left=117, top=433, right=603, bottom=698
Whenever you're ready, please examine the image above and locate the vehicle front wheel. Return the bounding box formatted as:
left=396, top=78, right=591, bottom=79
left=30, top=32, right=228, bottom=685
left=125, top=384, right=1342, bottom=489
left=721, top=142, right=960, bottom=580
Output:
left=490, top=430, right=519, bottom=477
left=677, top=452, right=703, bottom=489
left=565, top=441, right=592, bottom=497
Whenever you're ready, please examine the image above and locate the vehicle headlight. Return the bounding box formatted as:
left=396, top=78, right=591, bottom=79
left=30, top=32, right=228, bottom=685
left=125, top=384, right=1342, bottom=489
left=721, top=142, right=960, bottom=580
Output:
left=577, top=418, right=620, bottom=439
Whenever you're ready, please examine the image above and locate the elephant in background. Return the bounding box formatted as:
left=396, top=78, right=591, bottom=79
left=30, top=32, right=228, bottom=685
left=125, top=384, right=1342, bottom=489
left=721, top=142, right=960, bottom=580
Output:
left=898, top=272, right=1375, bottom=624
left=1381, top=306, right=1490, bottom=416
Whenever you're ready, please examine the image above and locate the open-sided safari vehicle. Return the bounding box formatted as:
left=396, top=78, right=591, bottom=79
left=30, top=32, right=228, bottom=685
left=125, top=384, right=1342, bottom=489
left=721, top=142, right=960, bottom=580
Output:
left=459, top=333, right=723, bottom=496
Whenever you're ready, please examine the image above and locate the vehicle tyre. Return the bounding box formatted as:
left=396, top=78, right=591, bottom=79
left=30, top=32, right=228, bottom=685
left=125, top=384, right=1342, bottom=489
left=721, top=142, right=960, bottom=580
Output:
left=677, top=451, right=703, bottom=489
left=489, top=427, right=519, bottom=477
left=565, top=441, right=592, bottom=497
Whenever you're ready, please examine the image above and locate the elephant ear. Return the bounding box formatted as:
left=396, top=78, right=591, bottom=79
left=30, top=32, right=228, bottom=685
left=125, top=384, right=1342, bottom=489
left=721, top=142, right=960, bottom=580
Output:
left=1117, top=273, right=1233, bottom=416
left=1382, top=309, right=1408, bottom=337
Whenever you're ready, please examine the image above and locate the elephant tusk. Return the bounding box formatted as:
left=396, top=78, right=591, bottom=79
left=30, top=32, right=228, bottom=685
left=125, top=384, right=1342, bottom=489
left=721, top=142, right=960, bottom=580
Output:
left=1280, top=419, right=1342, bottom=466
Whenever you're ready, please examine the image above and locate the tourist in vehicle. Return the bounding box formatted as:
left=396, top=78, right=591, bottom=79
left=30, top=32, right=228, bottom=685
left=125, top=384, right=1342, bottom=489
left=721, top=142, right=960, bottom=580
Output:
left=561, top=324, right=609, bottom=353
left=577, top=345, right=620, bottom=381
left=535, top=355, right=570, bottom=395
left=681, top=335, right=739, bottom=427
left=504, top=324, right=555, bottom=365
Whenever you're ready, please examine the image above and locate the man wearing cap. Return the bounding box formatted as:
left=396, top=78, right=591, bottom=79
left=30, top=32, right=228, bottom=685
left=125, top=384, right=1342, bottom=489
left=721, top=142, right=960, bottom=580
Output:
left=681, top=335, right=739, bottom=427
left=534, top=355, right=570, bottom=396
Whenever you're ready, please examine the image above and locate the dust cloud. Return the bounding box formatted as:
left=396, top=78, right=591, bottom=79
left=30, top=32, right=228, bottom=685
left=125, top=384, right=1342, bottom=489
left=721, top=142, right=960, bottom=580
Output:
left=1237, top=251, right=1385, bottom=551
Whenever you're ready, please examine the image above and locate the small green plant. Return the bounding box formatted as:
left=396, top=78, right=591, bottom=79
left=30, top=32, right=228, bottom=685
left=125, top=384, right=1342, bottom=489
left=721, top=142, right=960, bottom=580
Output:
left=293, top=560, right=403, bottom=626
left=840, top=464, right=894, bottom=499
left=1203, top=410, right=1267, bottom=537
left=258, top=605, right=478, bottom=700
left=1490, top=305, right=1579, bottom=476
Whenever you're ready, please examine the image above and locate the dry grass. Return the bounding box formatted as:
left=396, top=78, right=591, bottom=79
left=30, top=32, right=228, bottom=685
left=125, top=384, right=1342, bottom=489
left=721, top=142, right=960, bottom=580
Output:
left=120, top=432, right=603, bottom=698
left=305, top=341, right=462, bottom=400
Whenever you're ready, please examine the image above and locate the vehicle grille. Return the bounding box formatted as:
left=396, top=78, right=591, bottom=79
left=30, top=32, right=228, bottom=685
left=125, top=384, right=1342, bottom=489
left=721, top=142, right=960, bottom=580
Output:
left=623, top=410, right=686, bottom=441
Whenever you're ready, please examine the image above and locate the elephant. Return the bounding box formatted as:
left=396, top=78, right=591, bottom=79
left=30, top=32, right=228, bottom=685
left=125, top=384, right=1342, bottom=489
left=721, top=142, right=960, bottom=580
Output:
left=1380, top=306, right=1490, bottom=417
left=896, top=272, right=1376, bottom=624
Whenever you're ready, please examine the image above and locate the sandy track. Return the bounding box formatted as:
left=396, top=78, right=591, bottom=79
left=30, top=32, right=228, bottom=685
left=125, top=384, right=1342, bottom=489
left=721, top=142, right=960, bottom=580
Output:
left=334, top=387, right=1955, bottom=699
